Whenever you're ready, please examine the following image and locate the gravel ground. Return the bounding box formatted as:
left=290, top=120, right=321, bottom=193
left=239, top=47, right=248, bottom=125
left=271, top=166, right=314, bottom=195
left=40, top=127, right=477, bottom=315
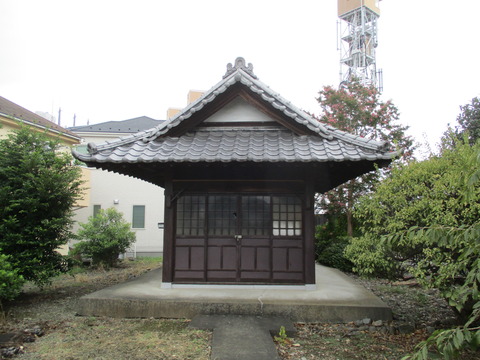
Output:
left=351, top=275, right=459, bottom=329
left=276, top=274, right=472, bottom=360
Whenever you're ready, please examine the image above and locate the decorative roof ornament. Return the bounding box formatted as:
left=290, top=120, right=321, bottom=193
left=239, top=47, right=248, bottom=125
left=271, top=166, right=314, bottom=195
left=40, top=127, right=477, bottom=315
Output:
left=223, top=57, right=257, bottom=79
left=87, top=142, right=98, bottom=154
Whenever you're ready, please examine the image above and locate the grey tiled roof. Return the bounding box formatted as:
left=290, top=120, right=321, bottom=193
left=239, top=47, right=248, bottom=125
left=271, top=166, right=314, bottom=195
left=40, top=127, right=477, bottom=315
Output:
left=82, top=129, right=394, bottom=164
left=73, top=57, right=397, bottom=166
left=69, top=116, right=164, bottom=134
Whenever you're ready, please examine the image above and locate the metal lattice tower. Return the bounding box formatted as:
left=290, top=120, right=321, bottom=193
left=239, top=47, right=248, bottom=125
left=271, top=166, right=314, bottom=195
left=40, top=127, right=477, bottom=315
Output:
left=337, top=0, right=382, bottom=90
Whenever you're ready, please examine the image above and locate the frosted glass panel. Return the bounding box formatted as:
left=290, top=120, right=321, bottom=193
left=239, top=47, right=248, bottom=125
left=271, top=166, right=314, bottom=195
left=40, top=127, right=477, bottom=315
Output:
left=272, top=196, right=302, bottom=237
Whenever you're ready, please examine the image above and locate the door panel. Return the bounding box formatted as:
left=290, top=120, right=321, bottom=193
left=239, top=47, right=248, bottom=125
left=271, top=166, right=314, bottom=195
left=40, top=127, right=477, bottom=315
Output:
left=272, top=239, right=303, bottom=271
left=206, top=237, right=237, bottom=281
left=240, top=245, right=270, bottom=271
left=206, top=239, right=237, bottom=270
left=206, top=241, right=238, bottom=280
left=174, top=244, right=205, bottom=281
left=175, top=247, right=190, bottom=270
left=288, top=248, right=303, bottom=271
left=206, top=195, right=239, bottom=281
left=240, top=247, right=255, bottom=270
left=239, top=238, right=271, bottom=281
left=174, top=195, right=207, bottom=282
left=237, top=196, right=272, bottom=281
left=174, top=235, right=206, bottom=280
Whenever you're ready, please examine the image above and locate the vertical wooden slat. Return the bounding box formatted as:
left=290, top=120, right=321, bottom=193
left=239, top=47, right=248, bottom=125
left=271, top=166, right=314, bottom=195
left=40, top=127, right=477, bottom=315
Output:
left=304, top=179, right=316, bottom=285
left=162, top=173, right=174, bottom=283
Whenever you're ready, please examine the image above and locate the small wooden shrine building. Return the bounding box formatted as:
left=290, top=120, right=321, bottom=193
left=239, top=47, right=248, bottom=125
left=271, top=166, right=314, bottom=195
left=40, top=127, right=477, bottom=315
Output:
left=74, top=58, right=397, bottom=288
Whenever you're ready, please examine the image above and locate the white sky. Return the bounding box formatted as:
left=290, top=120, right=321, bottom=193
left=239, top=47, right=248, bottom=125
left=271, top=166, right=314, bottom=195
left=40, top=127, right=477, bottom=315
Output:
left=1, top=0, right=479, bottom=155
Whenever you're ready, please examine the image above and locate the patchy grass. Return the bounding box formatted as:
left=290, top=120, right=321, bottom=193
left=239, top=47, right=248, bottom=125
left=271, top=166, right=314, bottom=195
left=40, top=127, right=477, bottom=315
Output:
left=3, top=257, right=164, bottom=324
left=375, top=284, right=409, bottom=295
left=277, top=323, right=425, bottom=360
left=1, top=257, right=211, bottom=360
left=17, top=318, right=210, bottom=360
left=276, top=322, right=480, bottom=360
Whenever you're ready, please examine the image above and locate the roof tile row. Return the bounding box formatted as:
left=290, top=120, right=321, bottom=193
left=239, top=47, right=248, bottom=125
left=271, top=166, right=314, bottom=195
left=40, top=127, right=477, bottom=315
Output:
left=86, top=130, right=391, bottom=164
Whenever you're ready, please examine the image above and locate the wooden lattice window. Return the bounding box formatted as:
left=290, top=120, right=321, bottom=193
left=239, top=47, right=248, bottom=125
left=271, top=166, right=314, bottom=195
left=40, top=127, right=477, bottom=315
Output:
left=176, top=195, right=205, bottom=236
left=208, top=195, right=237, bottom=236
left=176, top=194, right=302, bottom=237
left=241, top=196, right=271, bottom=236
left=272, top=196, right=302, bottom=236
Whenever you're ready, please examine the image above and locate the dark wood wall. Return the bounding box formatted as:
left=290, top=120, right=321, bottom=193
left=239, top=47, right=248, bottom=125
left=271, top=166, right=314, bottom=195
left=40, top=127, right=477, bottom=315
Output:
left=161, top=164, right=317, bottom=285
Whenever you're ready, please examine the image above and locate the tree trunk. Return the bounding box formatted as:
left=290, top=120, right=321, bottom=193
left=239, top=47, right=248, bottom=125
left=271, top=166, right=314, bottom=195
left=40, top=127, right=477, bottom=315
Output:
left=346, top=209, right=353, bottom=237
left=346, top=180, right=354, bottom=237
left=0, top=300, right=5, bottom=322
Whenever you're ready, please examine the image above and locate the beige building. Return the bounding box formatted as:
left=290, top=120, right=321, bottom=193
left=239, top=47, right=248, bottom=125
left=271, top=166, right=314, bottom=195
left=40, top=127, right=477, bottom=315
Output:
left=70, top=117, right=165, bottom=257
left=0, top=95, right=80, bottom=146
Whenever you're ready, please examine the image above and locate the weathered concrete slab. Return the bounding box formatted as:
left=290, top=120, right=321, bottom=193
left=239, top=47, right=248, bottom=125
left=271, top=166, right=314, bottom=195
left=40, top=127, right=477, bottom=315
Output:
left=77, top=265, right=392, bottom=322
left=189, top=315, right=294, bottom=360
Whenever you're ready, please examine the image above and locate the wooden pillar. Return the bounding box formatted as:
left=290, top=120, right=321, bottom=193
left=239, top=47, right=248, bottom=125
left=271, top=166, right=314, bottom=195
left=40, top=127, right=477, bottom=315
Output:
left=162, top=173, right=174, bottom=283
left=304, top=178, right=316, bottom=285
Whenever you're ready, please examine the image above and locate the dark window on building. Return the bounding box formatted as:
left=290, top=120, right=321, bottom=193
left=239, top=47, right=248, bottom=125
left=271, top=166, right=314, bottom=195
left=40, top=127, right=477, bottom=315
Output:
left=93, top=204, right=101, bottom=217
left=132, top=205, right=145, bottom=228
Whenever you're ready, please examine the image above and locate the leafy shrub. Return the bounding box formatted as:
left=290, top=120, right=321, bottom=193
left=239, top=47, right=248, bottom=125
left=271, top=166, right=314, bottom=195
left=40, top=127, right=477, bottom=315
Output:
left=0, top=251, right=24, bottom=302
left=72, top=208, right=136, bottom=268
left=317, top=236, right=353, bottom=272
left=315, top=216, right=354, bottom=272
left=347, top=140, right=480, bottom=280
left=0, top=126, right=83, bottom=286
left=344, top=234, right=401, bottom=278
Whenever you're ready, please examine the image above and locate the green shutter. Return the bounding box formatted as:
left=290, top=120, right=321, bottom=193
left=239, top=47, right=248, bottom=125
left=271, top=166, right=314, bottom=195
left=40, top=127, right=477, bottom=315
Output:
left=132, top=205, right=145, bottom=228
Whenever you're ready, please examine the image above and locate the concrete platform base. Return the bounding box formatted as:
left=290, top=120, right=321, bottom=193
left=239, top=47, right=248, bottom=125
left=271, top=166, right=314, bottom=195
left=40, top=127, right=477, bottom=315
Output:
left=77, top=265, right=392, bottom=322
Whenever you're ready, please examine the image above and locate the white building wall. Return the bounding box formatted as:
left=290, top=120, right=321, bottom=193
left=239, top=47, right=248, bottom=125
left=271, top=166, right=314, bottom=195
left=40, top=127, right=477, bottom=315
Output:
left=72, top=167, right=164, bottom=256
